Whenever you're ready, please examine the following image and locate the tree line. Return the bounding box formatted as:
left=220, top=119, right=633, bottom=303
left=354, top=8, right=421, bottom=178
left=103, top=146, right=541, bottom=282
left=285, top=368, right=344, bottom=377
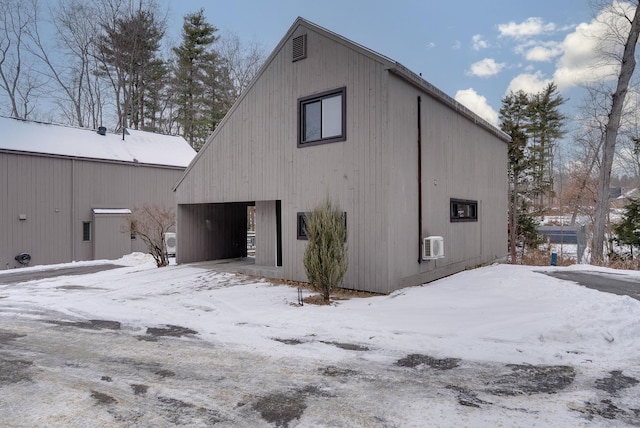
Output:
left=500, top=1, right=640, bottom=265
left=0, top=0, right=265, bottom=150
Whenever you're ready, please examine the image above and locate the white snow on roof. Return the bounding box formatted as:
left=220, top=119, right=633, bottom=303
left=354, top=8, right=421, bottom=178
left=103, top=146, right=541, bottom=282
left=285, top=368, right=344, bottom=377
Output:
left=92, top=208, right=132, bottom=214
left=0, top=116, right=196, bottom=167
left=621, top=187, right=640, bottom=199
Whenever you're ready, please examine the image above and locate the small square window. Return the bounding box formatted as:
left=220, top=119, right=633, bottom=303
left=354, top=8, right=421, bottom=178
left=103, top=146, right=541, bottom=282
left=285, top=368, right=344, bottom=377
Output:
left=298, top=87, right=346, bottom=147
left=450, top=199, right=478, bottom=222
left=82, top=221, right=91, bottom=241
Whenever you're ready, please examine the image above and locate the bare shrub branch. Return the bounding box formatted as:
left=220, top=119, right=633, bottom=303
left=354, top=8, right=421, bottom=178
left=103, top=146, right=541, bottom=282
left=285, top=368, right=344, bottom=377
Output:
left=127, top=203, right=175, bottom=267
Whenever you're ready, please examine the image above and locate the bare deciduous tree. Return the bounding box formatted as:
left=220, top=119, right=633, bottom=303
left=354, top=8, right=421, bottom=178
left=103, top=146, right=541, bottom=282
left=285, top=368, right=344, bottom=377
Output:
left=567, top=84, right=609, bottom=226
left=27, top=0, right=104, bottom=127
left=0, top=0, right=42, bottom=119
left=127, top=204, right=175, bottom=268
left=592, top=0, right=640, bottom=263
left=217, top=32, right=265, bottom=101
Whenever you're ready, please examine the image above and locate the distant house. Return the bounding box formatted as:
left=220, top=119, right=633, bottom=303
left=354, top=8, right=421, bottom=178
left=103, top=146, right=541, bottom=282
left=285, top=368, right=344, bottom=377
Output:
left=612, top=187, right=640, bottom=209
left=0, top=117, right=195, bottom=269
left=173, top=18, right=509, bottom=294
left=538, top=225, right=587, bottom=262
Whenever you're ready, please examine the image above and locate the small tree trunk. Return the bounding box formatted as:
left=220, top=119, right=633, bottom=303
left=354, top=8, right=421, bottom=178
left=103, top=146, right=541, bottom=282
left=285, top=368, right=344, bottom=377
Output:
left=510, top=180, right=518, bottom=263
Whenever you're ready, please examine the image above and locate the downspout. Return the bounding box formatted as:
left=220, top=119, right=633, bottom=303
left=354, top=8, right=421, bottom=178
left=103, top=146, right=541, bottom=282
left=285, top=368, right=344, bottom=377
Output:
left=71, top=158, right=75, bottom=261
left=417, top=95, right=423, bottom=264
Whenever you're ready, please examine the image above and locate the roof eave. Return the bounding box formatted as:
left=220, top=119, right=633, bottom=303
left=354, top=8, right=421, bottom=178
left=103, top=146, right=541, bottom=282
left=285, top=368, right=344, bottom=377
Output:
left=388, top=63, right=511, bottom=143
left=0, top=148, right=188, bottom=169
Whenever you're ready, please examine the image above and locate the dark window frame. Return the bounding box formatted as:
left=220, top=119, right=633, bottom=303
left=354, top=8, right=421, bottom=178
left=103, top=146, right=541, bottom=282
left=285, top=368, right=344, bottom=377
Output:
left=450, top=198, right=478, bottom=222
left=82, top=221, right=92, bottom=242
left=298, top=87, right=346, bottom=147
left=297, top=212, right=309, bottom=240
left=297, top=211, right=347, bottom=240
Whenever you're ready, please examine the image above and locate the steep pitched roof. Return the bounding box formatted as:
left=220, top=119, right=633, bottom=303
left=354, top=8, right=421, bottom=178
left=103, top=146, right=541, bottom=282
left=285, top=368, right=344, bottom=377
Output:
left=174, top=17, right=509, bottom=189
left=0, top=116, right=196, bottom=168
left=283, top=17, right=510, bottom=142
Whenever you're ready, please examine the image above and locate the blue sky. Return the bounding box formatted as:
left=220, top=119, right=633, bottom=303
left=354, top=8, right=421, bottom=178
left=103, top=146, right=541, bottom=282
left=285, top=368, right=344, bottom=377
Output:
left=162, top=0, right=610, bottom=126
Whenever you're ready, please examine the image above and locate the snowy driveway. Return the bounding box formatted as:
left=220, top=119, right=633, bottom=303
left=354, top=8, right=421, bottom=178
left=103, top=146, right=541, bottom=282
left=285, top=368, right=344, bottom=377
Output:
left=1, top=258, right=640, bottom=426
left=0, top=264, right=124, bottom=285
left=3, top=316, right=639, bottom=427
left=542, top=270, right=640, bottom=301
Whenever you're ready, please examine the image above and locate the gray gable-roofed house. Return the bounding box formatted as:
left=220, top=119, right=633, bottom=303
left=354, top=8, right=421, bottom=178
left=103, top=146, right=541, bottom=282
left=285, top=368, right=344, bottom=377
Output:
left=0, top=117, right=196, bottom=269
left=174, top=18, right=509, bottom=294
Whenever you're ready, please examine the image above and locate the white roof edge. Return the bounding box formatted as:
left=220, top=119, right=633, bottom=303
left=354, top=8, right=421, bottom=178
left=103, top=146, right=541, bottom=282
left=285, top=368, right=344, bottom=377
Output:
left=92, top=208, right=132, bottom=214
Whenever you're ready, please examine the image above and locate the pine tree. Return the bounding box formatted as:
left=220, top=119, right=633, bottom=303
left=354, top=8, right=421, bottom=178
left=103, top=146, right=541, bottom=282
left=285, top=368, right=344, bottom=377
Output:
left=171, top=9, right=228, bottom=150
left=612, top=198, right=640, bottom=259
left=96, top=7, right=164, bottom=131
left=500, top=90, right=535, bottom=262
left=500, top=85, right=565, bottom=262
left=525, top=83, right=566, bottom=211
left=142, top=58, right=168, bottom=132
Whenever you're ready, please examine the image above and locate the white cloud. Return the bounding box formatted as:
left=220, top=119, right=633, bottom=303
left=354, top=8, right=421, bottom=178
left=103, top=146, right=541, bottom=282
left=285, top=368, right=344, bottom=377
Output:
left=506, top=71, right=552, bottom=95
left=552, top=3, right=632, bottom=90
left=452, top=40, right=461, bottom=49
left=426, top=41, right=436, bottom=49
left=472, top=34, right=489, bottom=50
left=468, top=58, right=505, bottom=78
left=518, top=41, right=564, bottom=62
left=499, top=17, right=556, bottom=39
left=455, top=88, right=499, bottom=125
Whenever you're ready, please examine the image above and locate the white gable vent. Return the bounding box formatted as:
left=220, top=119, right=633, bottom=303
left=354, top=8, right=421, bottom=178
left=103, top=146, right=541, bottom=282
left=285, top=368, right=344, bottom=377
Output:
left=292, top=34, right=307, bottom=62
left=422, top=236, right=444, bottom=260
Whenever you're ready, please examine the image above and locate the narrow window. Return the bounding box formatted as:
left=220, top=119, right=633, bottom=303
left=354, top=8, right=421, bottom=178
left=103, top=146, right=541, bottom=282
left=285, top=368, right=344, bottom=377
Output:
left=297, top=212, right=309, bottom=240
left=450, top=199, right=478, bottom=222
left=82, top=221, right=91, bottom=241
left=130, top=220, right=137, bottom=240
left=298, top=87, right=346, bottom=147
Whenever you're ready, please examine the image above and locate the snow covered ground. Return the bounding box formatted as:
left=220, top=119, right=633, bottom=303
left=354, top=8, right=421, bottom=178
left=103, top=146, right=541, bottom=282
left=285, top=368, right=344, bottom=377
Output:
left=1, top=255, right=640, bottom=426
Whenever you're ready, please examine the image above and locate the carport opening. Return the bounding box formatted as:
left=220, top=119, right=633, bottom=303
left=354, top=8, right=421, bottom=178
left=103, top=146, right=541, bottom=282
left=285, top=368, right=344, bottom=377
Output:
left=177, top=200, right=282, bottom=270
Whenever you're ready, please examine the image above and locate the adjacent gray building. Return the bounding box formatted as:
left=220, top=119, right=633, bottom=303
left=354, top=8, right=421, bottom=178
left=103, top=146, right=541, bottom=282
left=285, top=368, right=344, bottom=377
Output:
left=174, top=18, right=509, bottom=294
left=1, top=117, right=195, bottom=269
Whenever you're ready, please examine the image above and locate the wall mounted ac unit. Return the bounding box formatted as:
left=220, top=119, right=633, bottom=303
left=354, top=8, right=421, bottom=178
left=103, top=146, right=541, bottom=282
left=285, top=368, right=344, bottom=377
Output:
left=164, top=232, right=177, bottom=257
left=422, top=236, right=444, bottom=260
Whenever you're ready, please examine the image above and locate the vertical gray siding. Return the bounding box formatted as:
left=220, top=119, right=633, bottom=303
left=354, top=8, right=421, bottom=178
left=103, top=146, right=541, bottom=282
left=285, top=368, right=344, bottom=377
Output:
left=1, top=153, right=73, bottom=267
left=71, top=161, right=183, bottom=262
left=1, top=151, right=184, bottom=269
left=387, top=75, right=508, bottom=290
left=176, top=23, right=391, bottom=292
left=174, top=20, right=508, bottom=293
left=255, top=201, right=277, bottom=266
left=93, top=212, right=131, bottom=260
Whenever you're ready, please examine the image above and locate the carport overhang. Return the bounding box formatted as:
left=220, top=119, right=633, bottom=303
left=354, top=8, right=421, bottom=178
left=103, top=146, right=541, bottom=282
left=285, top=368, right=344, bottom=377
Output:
left=176, top=202, right=250, bottom=264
